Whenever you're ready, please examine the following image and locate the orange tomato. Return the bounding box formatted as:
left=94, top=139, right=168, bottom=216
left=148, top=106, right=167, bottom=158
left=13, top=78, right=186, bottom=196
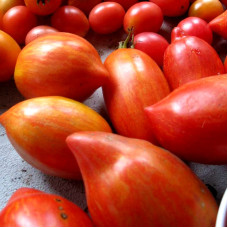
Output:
left=0, top=0, right=24, bottom=14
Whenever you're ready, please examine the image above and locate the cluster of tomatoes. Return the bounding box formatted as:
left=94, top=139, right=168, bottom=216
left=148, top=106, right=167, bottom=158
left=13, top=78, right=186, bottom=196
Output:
left=0, top=0, right=227, bottom=227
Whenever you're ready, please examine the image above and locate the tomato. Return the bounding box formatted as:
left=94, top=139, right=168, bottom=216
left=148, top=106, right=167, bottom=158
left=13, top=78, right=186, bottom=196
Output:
left=102, top=47, right=170, bottom=144
left=68, top=0, right=102, bottom=15
left=24, top=0, right=62, bottom=15
left=0, top=10, right=3, bottom=29
left=149, top=0, right=190, bottom=17
left=188, top=0, right=224, bottom=22
left=51, top=6, right=89, bottom=37
left=0, top=30, right=21, bottom=82
left=220, top=0, right=227, bottom=6
left=0, top=96, right=112, bottom=179
left=0, top=188, right=93, bottom=226
left=103, top=0, right=138, bottom=10
left=145, top=75, right=227, bottom=164
left=163, top=36, right=225, bottom=90
left=66, top=131, right=218, bottom=226
left=0, top=0, right=24, bottom=14
left=209, top=10, right=227, bottom=39
left=134, top=32, right=169, bottom=67
left=25, top=25, right=58, bottom=45
left=123, top=2, right=163, bottom=35
left=89, top=2, right=125, bottom=34
left=2, top=6, right=37, bottom=45
left=171, top=17, right=213, bottom=44
left=224, top=56, right=227, bottom=72
left=14, top=32, right=109, bottom=100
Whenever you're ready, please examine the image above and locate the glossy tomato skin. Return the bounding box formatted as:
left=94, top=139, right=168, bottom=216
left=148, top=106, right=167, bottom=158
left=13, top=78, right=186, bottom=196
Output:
left=51, top=6, right=89, bottom=37
left=123, top=2, right=163, bottom=35
left=89, top=2, right=125, bottom=34
left=145, top=75, right=227, bottom=164
left=0, top=188, right=93, bottom=226
left=0, top=30, right=21, bottom=82
left=0, top=96, right=112, bottom=179
left=188, top=0, right=224, bottom=22
left=149, top=0, right=190, bottom=16
left=14, top=32, right=109, bottom=100
left=25, top=25, right=58, bottom=45
left=103, top=0, right=138, bottom=10
left=163, top=36, right=224, bottom=90
left=24, top=0, right=62, bottom=15
left=0, top=0, right=24, bottom=14
left=171, top=17, right=213, bottom=44
left=103, top=48, right=170, bottom=144
left=2, top=6, right=37, bottom=44
left=66, top=131, right=218, bottom=226
left=209, top=10, right=227, bottom=39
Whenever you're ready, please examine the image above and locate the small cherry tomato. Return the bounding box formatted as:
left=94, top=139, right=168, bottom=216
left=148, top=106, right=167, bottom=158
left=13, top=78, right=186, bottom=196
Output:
left=2, top=6, right=37, bottom=44
left=89, top=2, right=125, bottom=34
left=123, top=2, right=163, bottom=35
left=51, top=6, right=89, bottom=37
left=103, top=0, right=138, bottom=10
left=24, top=0, right=62, bottom=15
left=134, top=32, right=169, bottom=67
left=0, top=0, right=24, bottom=14
left=25, top=25, right=58, bottom=45
left=0, top=30, right=21, bottom=82
left=171, top=17, right=213, bottom=44
left=188, top=0, right=224, bottom=22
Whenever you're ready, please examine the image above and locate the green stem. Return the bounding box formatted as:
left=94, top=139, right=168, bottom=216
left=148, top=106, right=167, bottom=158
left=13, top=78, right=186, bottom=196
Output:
left=119, top=27, right=135, bottom=49
left=37, top=0, right=50, bottom=5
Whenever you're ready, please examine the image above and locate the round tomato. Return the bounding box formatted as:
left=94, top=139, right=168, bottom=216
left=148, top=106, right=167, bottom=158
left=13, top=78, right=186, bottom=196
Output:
left=171, top=17, right=213, bottom=44
left=103, top=0, right=138, bottom=10
left=134, top=32, right=169, bottom=67
left=68, top=0, right=102, bottom=15
left=0, top=30, right=21, bottom=82
left=0, top=0, right=24, bottom=14
left=24, top=0, right=62, bottom=15
left=188, top=0, right=224, bottom=22
left=89, top=2, right=125, bottom=34
left=149, top=0, right=190, bottom=17
left=51, top=6, right=89, bottom=37
left=25, top=25, right=58, bottom=45
left=2, top=6, right=37, bottom=44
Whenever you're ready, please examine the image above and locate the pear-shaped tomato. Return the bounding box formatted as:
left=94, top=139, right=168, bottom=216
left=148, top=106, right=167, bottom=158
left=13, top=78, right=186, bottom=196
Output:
left=145, top=75, right=227, bottom=164
left=14, top=32, right=109, bottom=101
left=66, top=131, right=218, bottom=227
left=0, top=96, right=112, bottom=179
left=103, top=48, right=170, bottom=144
left=163, top=36, right=224, bottom=90
left=0, top=188, right=93, bottom=226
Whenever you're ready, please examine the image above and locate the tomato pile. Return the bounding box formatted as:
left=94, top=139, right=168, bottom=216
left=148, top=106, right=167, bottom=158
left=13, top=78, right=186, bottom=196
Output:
left=0, top=0, right=227, bottom=226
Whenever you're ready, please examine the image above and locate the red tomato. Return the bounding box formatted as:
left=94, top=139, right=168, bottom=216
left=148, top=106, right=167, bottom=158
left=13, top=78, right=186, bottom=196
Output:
left=0, top=10, right=3, bottom=29
left=0, top=30, right=21, bottom=82
left=68, top=0, right=102, bottom=15
left=0, top=188, right=93, bottom=226
left=123, top=2, right=163, bottom=35
left=103, top=0, right=138, bottom=10
left=224, top=56, right=227, bottom=72
left=2, top=6, right=37, bottom=44
left=134, top=32, right=169, bottom=67
left=163, top=36, right=225, bottom=90
left=209, top=10, right=227, bottom=39
left=145, top=75, right=227, bottom=164
left=0, top=0, right=24, bottom=14
left=89, top=2, right=125, bottom=34
left=149, top=0, right=190, bottom=17
left=24, top=0, right=62, bottom=15
left=220, top=0, right=227, bottom=6
left=171, top=17, right=213, bottom=44
left=25, top=25, right=58, bottom=45
left=188, top=0, right=224, bottom=22
left=51, top=6, right=89, bottom=37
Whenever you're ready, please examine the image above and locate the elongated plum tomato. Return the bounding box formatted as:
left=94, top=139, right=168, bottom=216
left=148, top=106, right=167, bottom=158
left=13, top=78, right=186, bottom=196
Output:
left=163, top=36, right=224, bottom=90
left=171, top=17, right=213, bottom=44
left=0, top=30, right=21, bottom=82
left=149, top=0, right=190, bottom=17
left=24, top=0, right=62, bottom=15
left=0, top=188, right=93, bottom=226
left=14, top=32, right=109, bottom=100
left=123, top=2, right=163, bottom=35
left=89, top=2, right=125, bottom=34
left=134, top=32, right=169, bottom=67
left=103, top=0, right=138, bottom=10
left=145, top=75, right=227, bottom=164
left=0, top=96, right=112, bottom=179
left=66, top=131, right=218, bottom=226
